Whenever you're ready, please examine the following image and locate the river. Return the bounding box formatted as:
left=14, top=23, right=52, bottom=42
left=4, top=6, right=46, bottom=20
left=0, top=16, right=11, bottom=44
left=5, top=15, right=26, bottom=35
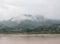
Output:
left=0, top=34, right=60, bottom=44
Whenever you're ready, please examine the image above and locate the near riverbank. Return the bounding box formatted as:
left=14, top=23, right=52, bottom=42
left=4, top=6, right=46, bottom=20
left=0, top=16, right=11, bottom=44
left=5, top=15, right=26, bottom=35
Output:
left=0, top=34, right=60, bottom=38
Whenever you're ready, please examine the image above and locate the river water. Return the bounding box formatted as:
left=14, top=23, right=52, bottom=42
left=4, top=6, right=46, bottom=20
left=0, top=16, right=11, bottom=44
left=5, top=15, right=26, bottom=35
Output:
left=0, top=34, right=60, bottom=44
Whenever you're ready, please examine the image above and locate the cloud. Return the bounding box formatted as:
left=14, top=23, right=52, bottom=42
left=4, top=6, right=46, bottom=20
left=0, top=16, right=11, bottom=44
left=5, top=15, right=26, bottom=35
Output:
left=0, top=0, right=60, bottom=20
left=0, top=4, right=27, bottom=20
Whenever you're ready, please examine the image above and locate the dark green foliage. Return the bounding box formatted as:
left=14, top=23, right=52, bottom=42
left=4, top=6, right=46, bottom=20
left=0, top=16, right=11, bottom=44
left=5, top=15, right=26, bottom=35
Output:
left=0, top=19, right=60, bottom=34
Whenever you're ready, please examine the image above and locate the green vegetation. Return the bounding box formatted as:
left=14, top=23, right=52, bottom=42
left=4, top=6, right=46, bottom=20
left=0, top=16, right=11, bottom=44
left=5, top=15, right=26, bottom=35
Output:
left=0, top=24, right=60, bottom=34
left=0, top=17, right=60, bottom=34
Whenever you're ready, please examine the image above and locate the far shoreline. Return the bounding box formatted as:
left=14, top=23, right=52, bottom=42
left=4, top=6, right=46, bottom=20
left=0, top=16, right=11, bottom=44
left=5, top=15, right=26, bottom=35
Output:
left=0, top=34, right=60, bottom=38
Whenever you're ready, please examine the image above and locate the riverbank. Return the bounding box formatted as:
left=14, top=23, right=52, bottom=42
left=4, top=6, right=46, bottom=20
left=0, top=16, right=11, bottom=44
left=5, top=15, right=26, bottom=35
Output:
left=0, top=34, right=60, bottom=38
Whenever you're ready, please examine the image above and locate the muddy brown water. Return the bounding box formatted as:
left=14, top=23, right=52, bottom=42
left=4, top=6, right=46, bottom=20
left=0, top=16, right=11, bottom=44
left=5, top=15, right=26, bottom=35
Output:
left=0, top=34, right=60, bottom=44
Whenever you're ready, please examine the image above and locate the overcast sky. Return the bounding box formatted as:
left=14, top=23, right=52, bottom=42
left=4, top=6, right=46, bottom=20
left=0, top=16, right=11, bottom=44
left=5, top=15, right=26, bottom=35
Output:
left=0, top=0, right=60, bottom=20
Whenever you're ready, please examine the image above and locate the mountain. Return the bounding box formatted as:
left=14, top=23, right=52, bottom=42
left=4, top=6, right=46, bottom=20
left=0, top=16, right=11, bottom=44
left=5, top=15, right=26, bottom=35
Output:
left=11, top=14, right=45, bottom=22
left=12, top=14, right=45, bottom=29
left=0, top=14, right=60, bottom=30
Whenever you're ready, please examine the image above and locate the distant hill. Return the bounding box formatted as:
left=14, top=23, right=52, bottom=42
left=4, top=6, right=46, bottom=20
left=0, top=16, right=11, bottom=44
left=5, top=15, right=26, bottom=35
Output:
left=0, top=14, right=60, bottom=29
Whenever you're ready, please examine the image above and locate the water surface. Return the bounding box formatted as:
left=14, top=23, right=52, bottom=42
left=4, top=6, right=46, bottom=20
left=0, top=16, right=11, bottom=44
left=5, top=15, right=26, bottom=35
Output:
left=0, top=34, right=60, bottom=44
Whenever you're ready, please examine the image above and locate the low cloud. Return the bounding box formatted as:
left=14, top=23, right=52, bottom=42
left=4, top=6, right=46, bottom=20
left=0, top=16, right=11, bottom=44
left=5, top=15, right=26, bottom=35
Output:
left=0, top=0, right=60, bottom=20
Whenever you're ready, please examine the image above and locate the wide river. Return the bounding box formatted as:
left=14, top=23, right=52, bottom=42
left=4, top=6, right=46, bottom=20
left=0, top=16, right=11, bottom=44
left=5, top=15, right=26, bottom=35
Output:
left=0, top=34, right=60, bottom=44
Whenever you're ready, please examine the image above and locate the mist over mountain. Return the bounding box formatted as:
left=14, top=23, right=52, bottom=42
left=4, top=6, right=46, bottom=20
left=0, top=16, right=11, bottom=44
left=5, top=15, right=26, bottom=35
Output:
left=0, top=14, right=60, bottom=29
left=11, top=14, right=45, bottom=22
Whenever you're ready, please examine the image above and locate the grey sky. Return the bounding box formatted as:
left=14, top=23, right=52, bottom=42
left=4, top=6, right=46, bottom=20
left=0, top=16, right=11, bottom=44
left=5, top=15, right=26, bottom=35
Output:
left=0, top=0, right=60, bottom=20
